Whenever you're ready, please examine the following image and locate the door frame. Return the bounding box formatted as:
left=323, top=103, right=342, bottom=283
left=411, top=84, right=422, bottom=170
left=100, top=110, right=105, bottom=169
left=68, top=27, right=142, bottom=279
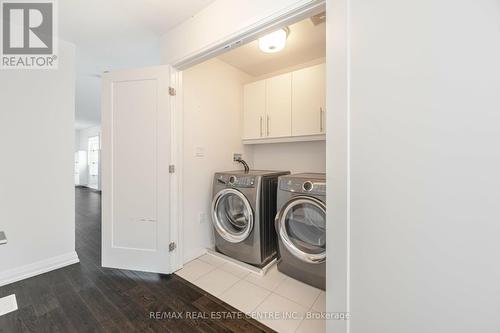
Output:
left=170, top=0, right=340, bottom=286
left=169, top=67, right=183, bottom=272
left=171, top=0, right=326, bottom=71
left=168, top=1, right=350, bottom=332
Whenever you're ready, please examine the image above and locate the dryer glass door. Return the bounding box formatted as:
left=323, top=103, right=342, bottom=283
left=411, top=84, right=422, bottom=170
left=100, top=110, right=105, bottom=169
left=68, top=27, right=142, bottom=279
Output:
left=278, top=196, right=326, bottom=263
left=212, top=188, right=254, bottom=243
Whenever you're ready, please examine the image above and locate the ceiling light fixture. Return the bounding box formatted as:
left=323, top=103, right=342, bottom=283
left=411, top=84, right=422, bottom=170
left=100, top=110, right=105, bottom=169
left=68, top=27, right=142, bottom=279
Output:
left=259, top=28, right=289, bottom=53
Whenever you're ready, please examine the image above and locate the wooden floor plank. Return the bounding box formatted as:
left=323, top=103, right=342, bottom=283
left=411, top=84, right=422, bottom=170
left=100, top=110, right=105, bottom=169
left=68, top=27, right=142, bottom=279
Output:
left=0, top=187, right=273, bottom=333
left=44, top=306, right=78, bottom=333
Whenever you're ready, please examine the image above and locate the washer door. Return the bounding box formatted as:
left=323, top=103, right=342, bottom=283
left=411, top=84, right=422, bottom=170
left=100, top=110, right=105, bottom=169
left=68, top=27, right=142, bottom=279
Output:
left=212, top=188, right=254, bottom=243
left=276, top=196, right=326, bottom=263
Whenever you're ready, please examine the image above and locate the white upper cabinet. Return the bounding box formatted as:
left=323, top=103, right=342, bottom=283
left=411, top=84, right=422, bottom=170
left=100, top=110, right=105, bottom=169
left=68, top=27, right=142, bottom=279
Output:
left=243, top=80, right=266, bottom=140
left=243, top=63, right=325, bottom=144
left=266, top=73, right=292, bottom=138
left=292, top=63, right=326, bottom=136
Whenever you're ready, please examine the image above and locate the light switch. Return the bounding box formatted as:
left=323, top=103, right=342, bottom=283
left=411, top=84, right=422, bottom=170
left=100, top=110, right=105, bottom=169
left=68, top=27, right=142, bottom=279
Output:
left=195, top=147, right=205, bottom=158
left=199, top=212, right=208, bottom=224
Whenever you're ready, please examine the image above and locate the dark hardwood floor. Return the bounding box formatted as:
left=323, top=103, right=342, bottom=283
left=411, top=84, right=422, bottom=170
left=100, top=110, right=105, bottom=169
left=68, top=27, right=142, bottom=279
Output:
left=0, top=187, right=274, bottom=333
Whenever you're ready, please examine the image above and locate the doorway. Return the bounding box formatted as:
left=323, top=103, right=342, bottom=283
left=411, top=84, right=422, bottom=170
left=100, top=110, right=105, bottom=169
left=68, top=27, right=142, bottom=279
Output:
left=171, top=3, right=327, bottom=332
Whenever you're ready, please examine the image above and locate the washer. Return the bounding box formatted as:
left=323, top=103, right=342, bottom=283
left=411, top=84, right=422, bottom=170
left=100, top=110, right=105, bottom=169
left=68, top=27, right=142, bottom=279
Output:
left=275, top=173, right=326, bottom=290
left=212, top=170, right=290, bottom=267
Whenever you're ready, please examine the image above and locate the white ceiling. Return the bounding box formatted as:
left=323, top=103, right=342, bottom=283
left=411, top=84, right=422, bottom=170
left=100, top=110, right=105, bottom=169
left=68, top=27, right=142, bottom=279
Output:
left=217, top=17, right=326, bottom=77
left=59, top=0, right=215, bottom=129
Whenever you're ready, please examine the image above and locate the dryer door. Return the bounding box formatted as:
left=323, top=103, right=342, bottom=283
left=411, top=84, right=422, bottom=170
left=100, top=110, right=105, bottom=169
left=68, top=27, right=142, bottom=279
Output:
left=212, top=188, right=254, bottom=243
left=276, top=196, right=326, bottom=263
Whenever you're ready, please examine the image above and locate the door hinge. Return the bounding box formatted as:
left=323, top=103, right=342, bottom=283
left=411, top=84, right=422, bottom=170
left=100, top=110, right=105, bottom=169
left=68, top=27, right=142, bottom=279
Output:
left=169, top=242, right=176, bottom=252
left=169, top=86, right=176, bottom=96
left=169, top=165, right=175, bottom=173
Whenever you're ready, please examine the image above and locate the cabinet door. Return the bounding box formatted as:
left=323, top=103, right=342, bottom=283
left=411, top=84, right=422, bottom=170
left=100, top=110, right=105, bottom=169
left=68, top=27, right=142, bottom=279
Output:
left=243, top=80, right=266, bottom=140
left=292, top=63, right=326, bottom=136
left=266, top=73, right=292, bottom=138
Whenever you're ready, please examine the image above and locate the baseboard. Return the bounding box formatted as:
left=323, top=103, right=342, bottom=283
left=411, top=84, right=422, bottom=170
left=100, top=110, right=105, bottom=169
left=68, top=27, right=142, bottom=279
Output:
left=182, top=248, right=208, bottom=266
left=206, top=249, right=276, bottom=277
left=0, top=251, right=80, bottom=287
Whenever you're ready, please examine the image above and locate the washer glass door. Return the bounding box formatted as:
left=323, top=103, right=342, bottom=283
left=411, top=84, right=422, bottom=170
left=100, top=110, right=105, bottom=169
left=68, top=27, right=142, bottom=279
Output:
left=278, top=196, right=326, bottom=263
left=212, top=188, right=254, bottom=243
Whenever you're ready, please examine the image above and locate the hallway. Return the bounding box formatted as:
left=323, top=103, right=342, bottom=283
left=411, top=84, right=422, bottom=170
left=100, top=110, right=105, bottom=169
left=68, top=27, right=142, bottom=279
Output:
left=0, top=187, right=272, bottom=332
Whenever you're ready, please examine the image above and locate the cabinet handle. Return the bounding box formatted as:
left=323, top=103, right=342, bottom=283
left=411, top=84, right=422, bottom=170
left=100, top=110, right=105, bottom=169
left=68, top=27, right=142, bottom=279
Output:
left=267, top=115, right=270, bottom=136
left=260, top=116, right=263, bottom=137
left=320, top=108, right=324, bottom=132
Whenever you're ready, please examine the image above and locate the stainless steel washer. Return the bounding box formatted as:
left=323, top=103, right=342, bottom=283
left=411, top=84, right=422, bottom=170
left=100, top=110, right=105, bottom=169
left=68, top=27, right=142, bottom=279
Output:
left=212, top=170, right=290, bottom=267
left=275, top=173, right=326, bottom=290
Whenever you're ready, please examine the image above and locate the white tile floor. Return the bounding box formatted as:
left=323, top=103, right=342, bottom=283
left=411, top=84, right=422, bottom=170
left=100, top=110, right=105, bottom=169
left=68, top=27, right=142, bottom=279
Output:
left=175, top=254, right=325, bottom=333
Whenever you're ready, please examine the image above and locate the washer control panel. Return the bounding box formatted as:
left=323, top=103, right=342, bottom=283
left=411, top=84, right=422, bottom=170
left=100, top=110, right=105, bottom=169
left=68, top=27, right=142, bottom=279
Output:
left=280, top=178, right=326, bottom=195
left=217, top=174, right=256, bottom=188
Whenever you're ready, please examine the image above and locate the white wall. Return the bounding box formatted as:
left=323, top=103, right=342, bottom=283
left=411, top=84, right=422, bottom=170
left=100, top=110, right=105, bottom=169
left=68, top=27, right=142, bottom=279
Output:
left=74, top=48, right=160, bottom=130
left=182, top=58, right=254, bottom=262
left=327, top=0, right=349, bottom=332
left=75, top=131, right=80, bottom=151
left=161, top=0, right=314, bottom=64
left=328, top=0, right=500, bottom=332
left=252, top=141, right=325, bottom=174
left=0, top=41, right=78, bottom=286
left=76, top=125, right=101, bottom=151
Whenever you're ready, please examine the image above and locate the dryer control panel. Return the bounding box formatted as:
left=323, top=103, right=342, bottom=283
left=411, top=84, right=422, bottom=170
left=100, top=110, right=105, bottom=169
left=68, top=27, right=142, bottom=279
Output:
left=280, top=178, right=326, bottom=195
left=216, top=174, right=256, bottom=188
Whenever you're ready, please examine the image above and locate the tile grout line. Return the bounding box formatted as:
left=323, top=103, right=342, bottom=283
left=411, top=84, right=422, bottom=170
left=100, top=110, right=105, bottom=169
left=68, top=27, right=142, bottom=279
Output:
left=194, top=255, right=252, bottom=281
left=251, top=288, right=273, bottom=313
left=185, top=255, right=325, bottom=332
left=309, top=290, right=323, bottom=312
left=243, top=272, right=321, bottom=310
left=218, top=263, right=251, bottom=280
left=296, top=291, right=326, bottom=333
left=192, top=265, right=217, bottom=283
left=292, top=292, right=323, bottom=333
left=251, top=289, right=279, bottom=329
left=243, top=272, right=287, bottom=292
left=292, top=292, right=322, bottom=333
left=271, top=288, right=321, bottom=312
left=217, top=272, right=244, bottom=299
left=176, top=258, right=218, bottom=283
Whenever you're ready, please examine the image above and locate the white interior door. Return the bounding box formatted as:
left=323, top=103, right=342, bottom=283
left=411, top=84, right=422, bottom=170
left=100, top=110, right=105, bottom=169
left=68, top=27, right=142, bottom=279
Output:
left=101, top=66, right=173, bottom=274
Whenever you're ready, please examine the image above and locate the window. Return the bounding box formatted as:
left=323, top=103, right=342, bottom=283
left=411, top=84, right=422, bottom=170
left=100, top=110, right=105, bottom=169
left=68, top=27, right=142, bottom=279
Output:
left=88, top=136, right=100, bottom=177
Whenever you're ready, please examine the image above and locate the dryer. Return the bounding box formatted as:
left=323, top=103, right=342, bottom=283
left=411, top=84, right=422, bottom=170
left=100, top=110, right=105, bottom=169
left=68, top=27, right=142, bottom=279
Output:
left=275, top=173, right=326, bottom=290
left=211, top=170, right=290, bottom=267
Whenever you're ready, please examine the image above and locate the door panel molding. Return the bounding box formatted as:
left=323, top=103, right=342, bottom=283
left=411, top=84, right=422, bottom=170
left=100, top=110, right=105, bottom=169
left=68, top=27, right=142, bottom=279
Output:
left=102, top=66, right=175, bottom=274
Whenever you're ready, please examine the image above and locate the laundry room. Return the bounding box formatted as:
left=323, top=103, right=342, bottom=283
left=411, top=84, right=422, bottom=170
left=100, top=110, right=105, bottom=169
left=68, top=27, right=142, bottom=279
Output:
left=176, top=11, right=327, bottom=332
left=181, top=12, right=326, bottom=258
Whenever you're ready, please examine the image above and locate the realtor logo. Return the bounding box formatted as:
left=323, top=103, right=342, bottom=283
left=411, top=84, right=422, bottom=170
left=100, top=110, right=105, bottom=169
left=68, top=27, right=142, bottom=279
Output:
left=1, top=0, right=58, bottom=69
